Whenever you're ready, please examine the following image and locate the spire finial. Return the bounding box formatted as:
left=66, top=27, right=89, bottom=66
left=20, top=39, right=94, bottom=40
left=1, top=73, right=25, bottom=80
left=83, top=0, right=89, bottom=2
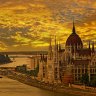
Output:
left=55, top=35, right=56, bottom=45
left=58, top=41, right=61, bottom=51
left=54, top=35, right=57, bottom=51
left=49, top=34, right=52, bottom=45
left=89, top=41, right=91, bottom=49
left=72, top=18, right=76, bottom=34
left=92, top=41, right=95, bottom=52
left=49, top=34, right=52, bottom=50
left=48, top=35, right=53, bottom=60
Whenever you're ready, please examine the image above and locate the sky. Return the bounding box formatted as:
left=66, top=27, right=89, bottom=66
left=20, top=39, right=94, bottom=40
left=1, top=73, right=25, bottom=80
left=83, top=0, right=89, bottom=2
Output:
left=0, top=0, right=96, bottom=51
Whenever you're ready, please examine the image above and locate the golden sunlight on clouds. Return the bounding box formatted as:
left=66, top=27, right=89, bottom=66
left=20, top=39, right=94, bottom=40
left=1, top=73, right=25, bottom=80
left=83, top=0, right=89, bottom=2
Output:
left=0, top=41, right=7, bottom=51
left=0, top=0, right=95, bottom=51
left=11, top=32, right=31, bottom=44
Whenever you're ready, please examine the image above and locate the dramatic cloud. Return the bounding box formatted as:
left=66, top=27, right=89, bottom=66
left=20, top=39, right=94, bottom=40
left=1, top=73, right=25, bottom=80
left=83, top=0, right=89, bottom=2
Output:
left=0, top=0, right=96, bottom=51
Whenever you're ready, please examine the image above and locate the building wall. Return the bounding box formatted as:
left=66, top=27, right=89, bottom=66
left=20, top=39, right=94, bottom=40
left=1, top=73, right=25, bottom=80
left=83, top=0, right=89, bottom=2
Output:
left=90, top=54, right=96, bottom=81
left=37, top=33, right=96, bottom=84
left=72, top=63, right=89, bottom=83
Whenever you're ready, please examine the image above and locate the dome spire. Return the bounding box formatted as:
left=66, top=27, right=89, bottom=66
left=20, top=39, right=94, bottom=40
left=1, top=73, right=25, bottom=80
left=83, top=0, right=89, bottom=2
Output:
left=66, top=18, right=83, bottom=48
left=72, top=18, right=76, bottom=34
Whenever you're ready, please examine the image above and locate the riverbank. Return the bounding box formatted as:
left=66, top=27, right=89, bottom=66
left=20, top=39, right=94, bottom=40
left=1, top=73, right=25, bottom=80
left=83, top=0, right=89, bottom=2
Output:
left=0, top=69, right=96, bottom=96
left=0, top=76, right=55, bottom=96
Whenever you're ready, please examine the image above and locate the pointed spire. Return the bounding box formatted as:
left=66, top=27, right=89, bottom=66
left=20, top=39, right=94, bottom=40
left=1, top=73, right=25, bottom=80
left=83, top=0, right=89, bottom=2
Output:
left=72, top=18, right=76, bottom=34
left=55, top=36, right=58, bottom=51
left=55, top=35, right=56, bottom=46
left=48, top=35, right=53, bottom=60
left=92, top=41, right=95, bottom=53
left=58, top=41, right=61, bottom=51
left=89, top=41, right=91, bottom=49
left=49, top=35, right=52, bottom=50
left=50, top=35, right=52, bottom=47
left=54, top=35, right=57, bottom=51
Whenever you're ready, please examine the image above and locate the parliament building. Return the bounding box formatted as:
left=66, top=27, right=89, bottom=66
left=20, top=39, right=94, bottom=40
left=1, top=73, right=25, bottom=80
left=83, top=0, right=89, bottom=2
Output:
left=38, top=21, right=96, bottom=84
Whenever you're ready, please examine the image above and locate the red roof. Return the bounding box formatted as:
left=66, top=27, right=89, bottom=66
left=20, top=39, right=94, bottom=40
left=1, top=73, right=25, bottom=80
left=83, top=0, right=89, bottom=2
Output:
left=66, top=33, right=83, bottom=47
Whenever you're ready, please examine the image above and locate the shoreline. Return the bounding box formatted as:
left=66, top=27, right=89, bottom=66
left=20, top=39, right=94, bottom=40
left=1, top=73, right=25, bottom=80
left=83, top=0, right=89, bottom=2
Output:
left=0, top=70, right=96, bottom=96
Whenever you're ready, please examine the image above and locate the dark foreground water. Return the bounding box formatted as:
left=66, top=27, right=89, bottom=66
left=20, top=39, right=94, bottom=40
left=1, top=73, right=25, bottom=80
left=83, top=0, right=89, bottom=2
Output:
left=0, top=55, right=78, bottom=96
left=0, top=77, right=78, bottom=96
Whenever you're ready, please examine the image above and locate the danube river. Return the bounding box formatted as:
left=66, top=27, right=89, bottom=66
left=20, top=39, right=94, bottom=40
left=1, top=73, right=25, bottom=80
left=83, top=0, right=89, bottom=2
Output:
left=0, top=55, right=35, bottom=69
left=0, top=55, right=78, bottom=96
left=0, top=76, right=77, bottom=96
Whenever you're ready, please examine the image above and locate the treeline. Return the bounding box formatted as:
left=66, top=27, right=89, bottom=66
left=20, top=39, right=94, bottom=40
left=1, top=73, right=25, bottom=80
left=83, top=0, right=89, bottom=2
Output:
left=0, top=54, right=12, bottom=64
left=80, top=73, right=96, bottom=87
left=15, top=64, right=39, bottom=77
left=1, top=51, right=48, bottom=55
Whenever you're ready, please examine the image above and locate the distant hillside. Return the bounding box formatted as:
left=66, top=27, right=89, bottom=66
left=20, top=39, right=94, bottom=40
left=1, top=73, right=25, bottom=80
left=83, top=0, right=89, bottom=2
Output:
left=0, top=51, right=48, bottom=55
left=0, top=54, right=12, bottom=64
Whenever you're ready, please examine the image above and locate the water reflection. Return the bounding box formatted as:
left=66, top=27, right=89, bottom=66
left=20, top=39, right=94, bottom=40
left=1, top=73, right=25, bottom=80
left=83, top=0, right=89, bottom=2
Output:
left=0, top=77, right=76, bottom=96
left=0, top=55, right=32, bottom=68
left=0, top=55, right=77, bottom=96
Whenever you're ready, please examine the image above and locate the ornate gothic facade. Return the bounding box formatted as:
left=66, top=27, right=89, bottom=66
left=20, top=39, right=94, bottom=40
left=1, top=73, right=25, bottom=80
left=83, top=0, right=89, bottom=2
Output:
left=38, top=22, right=96, bottom=84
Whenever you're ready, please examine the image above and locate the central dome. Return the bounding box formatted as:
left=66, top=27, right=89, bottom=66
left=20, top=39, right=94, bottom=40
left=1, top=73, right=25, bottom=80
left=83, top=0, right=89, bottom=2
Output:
left=65, top=21, right=83, bottom=47
left=66, top=33, right=83, bottom=46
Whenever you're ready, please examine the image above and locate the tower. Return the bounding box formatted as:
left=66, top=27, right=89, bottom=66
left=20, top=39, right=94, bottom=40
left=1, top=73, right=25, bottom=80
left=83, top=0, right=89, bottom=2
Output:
left=92, top=41, right=95, bottom=54
left=48, top=35, right=53, bottom=60
left=46, top=35, right=54, bottom=83
left=72, top=19, right=76, bottom=34
left=53, top=36, right=61, bottom=83
left=89, top=41, right=91, bottom=49
left=65, top=20, right=83, bottom=50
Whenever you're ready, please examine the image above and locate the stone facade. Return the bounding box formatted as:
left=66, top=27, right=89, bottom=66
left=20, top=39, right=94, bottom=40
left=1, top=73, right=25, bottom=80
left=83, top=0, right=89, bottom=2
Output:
left=38, top=21, right=96, bottom=84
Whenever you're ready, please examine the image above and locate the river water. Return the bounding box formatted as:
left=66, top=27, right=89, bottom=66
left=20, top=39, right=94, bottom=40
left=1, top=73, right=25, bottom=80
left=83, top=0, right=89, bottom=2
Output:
left=0, top=55, right=34, bottom=69
left=0, top=55, right=77, bottom=96
left=0, top=76, right=78, bottom=96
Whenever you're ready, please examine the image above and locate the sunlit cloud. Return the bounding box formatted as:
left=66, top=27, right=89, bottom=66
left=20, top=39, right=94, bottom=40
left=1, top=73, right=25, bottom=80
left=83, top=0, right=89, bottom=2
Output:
left=0, top=41, right=8, bottom=51
left=0, top=0, right=95, bottom=51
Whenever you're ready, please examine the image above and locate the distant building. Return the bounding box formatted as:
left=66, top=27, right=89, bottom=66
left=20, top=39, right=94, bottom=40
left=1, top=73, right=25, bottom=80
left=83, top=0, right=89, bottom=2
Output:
left=38, top=21, right=96, bottom=84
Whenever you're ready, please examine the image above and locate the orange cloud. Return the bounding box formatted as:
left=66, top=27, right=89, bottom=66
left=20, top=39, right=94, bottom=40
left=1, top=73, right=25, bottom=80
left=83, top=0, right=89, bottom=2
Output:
left=0, top=0, right=95, bottom=51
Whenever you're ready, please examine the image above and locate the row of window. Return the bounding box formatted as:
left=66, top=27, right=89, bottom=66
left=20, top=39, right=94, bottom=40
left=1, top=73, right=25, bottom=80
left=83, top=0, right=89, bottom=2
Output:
left=91, top=62, right=96, bottom=66
left=73, top=68, right=96, bottom=74
left=73, top=65, right=88, bottom=68
left=90, top=69, right=96, bottom=73
left=74, top=74, right=87, bottom=81
left=72, top=69, right=88, bottom=73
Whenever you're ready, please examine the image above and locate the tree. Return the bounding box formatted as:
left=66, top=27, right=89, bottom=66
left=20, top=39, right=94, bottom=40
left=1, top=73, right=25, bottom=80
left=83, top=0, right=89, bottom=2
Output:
left=89, top=75, right=96, bottom=87
left=81, top=73, right=89, bottom=85
left=34, top=64, right=39, bottom=77
left=0, top=54, right=8, bottom=64
left=0, top=54, right=12, bottom=64
left=5, top=54, right=12, bottom=63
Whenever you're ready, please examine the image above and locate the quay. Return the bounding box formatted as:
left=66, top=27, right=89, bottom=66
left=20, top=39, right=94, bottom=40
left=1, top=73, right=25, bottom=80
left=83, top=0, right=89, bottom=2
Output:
left=0, top=76, right=54, bottom=96
left=0, top=69, right=96, bottom=96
